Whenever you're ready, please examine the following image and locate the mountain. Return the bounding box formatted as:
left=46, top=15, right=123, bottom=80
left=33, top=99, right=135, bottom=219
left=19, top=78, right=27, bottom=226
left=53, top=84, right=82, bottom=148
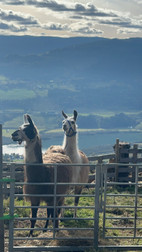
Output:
left=0, top=35, right=142, bottom=116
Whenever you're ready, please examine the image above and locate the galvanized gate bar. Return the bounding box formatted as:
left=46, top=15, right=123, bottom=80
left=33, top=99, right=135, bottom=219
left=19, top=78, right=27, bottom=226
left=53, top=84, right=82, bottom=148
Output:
left=53, top=164, right=57, bottom=239
left=0, top=124, right=4, bottom=252
left=94, top=164, right=101, bottom=248
left=134, top=165, right=138, bottom=237
left=9, top=165, right=15, bottom=252
left=13, top=245, right=92, bottom=251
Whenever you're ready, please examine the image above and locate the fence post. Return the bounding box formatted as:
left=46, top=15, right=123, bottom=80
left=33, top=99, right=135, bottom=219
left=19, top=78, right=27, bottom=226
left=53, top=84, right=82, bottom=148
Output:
left=9, top=165, right=15, bottom=252
left=114, top=138, right=119, bottom=181
left=94, top=164, right=101, bottom=249
left=0, top=124, right=4, bottom=252
left=132, top=144, right=138, bottom=182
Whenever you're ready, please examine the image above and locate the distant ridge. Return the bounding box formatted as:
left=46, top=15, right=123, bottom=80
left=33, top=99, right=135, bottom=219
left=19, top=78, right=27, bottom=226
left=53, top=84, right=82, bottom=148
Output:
left=0, top=36, right=142, bottom=113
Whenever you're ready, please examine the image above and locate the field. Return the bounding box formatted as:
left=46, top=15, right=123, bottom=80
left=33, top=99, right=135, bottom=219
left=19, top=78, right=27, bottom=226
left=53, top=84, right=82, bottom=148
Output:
left=3, top=183, right=142, bottom=251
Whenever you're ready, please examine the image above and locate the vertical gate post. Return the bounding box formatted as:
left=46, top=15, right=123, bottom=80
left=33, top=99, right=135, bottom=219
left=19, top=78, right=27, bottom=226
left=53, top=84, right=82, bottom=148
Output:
left=0, top=124, right=4, bottom=252
left=9, top=165, right=15, bottom=252
left=94, top=164, right=101, bottom=249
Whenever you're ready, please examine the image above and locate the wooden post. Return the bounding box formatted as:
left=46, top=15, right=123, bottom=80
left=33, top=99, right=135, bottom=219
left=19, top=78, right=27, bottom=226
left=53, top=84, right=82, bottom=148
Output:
left=132, top=144, right=138, bottom=182
left=0, top=124, right=4, bottom=252
left=114, top=139, right=130, bottom=182
left=114, top=138, right=120, bottom=181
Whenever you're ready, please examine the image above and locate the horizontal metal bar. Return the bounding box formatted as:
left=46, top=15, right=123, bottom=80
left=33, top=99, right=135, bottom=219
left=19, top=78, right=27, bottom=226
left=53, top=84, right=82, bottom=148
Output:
left=98, top=245, right=142, bottom=250
left=106, top=205, right=135, bottom=208
left=105, top=227, right=136, bottom=230
left=106, top=194, right=136, bottom=197
left=4, top=161, right=142, bottom=168
left=4, top=161, right=96, bottom=167
left=104, top=236, right=142, bottom=239
left=13, top=236, right=94, bottom=241
left=106, top=182, right=136, bottom=185
left=14, top=193, right=95, bottom=198
left=14, top=227, right=94, bottom=232
left=15, top=182, right=94, bottom=186
left=106, top=205, right=142, bottom=209
left=15, top=217, right=95, bottom=221
left=13, top=245, right=94, bottom=251
left=106, top=217, right=134, bottom=220
left=14, top=205, right=95, bottom=209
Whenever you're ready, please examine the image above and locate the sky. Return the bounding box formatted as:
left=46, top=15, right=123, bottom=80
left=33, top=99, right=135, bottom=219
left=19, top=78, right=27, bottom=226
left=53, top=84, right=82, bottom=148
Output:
left=0, top=0, right=142, bottom=38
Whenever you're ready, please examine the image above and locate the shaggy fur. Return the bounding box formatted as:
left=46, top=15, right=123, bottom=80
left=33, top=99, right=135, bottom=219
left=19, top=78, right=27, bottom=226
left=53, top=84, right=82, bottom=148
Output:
left=11, top=114, right=72, bottom=236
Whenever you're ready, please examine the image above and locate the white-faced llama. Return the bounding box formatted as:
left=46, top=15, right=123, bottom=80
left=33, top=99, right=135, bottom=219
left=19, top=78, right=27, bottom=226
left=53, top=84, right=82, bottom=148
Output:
left=11, top=114, right=73, bottom=236
left=62, top=110, right=90, bottom=216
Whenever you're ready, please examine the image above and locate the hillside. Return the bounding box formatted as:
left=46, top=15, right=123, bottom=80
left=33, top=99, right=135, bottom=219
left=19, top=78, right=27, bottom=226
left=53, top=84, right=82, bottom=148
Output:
left=0, top=36, right=142, bottom=134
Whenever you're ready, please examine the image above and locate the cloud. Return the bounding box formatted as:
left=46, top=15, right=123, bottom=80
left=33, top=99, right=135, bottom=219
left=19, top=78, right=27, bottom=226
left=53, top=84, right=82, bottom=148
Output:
left=3, top=0, right=70, bottom=11
left=74, top=3, right=117, bottom=17
left=3, top=0, right=25, bottom=5
left=1, top=0, right=142, bottom=37
left=69, top=22, right=103, bottom=35
left=0, top=9, right=39, bottom=25
left=99, top=17, right=142, bottom=30
left=0, top=8, right=40, bottom=33
left=43, top=22, right=68, bottom=31
left=0, top=21, right=27, bottom=32
left=3, top=0, right=118, bottom=17
left=117, top=27, right=141, bottom=34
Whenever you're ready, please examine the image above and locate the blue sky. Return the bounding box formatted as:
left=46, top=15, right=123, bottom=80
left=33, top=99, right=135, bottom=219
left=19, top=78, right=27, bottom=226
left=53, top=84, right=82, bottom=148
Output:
left=0, top=0, right=142, bottom=38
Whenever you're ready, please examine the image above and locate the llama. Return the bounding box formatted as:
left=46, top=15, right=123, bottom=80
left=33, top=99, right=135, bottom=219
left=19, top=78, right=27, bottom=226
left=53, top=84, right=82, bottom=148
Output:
left=62, top=110, right=90, bottom=216
left=11, top=114, right=72, bottom=236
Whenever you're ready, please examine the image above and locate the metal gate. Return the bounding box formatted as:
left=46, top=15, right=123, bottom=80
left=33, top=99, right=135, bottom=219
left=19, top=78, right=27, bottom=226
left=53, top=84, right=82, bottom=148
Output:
left=1, top=123, right=142, bottom=252
left=2, top=162, right=100, bottom=252
left=100, top=163, right=142, bottom=251
left=2, top=162, right=142, bottom=251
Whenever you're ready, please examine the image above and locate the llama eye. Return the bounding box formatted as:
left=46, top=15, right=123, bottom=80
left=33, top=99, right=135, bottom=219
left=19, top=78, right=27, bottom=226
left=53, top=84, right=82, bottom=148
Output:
left=71, top=121, right=75, bottom=124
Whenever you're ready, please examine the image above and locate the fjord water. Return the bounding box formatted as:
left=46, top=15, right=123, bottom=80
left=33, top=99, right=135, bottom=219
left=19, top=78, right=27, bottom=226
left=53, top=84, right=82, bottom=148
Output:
left=3, top=131, right=142, bottom=156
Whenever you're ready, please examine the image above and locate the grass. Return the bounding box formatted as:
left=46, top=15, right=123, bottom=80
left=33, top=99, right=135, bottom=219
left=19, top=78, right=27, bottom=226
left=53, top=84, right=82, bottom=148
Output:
left=3, top=184, right=142, bottom=250
left=0, top=89, right=36, bottom=101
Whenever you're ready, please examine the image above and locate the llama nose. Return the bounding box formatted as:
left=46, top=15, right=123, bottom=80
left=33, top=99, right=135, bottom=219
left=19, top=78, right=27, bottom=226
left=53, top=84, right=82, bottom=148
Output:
left=11, top=130, right=19, bottom=137
left=63, top=124, right=67, bottom=131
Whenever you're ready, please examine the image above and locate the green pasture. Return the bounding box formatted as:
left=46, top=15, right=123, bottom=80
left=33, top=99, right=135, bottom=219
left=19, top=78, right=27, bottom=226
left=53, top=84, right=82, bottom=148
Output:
left=3, top=185, right=142, bottom=250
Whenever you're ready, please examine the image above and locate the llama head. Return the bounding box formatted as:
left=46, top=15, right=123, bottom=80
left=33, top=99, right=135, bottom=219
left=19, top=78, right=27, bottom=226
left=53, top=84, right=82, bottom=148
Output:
left=11, top=114, right=38, bottom=144
left=62, top=110, right=78, bottom=137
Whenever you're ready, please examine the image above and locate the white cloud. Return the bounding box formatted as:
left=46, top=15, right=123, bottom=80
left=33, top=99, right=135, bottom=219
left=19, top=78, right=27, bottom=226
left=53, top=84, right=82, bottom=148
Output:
left=69, top=22, right=103, bottom=35
left=0, top=8, right=39, bottom=25
left=0, top=0, right=142, bottom=37
left=0, top=21, right=27, bottom=32
left=43, top=22, right=68, bottom=31
left=117, top=27, right=141, bottom=34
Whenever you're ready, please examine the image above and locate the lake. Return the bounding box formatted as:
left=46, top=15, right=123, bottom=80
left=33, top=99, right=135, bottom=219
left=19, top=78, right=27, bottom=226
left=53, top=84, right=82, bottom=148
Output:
left=3, top=131, right=142, bottom=156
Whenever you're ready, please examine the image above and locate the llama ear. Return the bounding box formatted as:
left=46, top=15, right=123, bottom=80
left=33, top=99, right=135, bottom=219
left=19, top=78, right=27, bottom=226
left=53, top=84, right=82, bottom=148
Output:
left=24, top=114, right=34, bottom=126
left=24, top=114, right=28, bottom=123
left=74, top=110, right=78, bottom=121
left=62, top=111, right=68, bottom=119
left=27, top=114, right=34, bottom=126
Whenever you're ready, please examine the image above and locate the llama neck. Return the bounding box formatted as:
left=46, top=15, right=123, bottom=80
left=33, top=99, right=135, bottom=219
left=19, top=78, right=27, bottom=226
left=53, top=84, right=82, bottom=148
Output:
left=24, top=136, right=43, bottom=164
left=62, top=134, right=80, bottom=162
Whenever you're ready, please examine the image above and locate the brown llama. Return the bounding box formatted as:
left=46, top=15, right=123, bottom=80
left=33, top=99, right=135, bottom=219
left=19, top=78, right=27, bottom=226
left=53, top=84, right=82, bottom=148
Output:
left=11, top=114, right=72, bottom=236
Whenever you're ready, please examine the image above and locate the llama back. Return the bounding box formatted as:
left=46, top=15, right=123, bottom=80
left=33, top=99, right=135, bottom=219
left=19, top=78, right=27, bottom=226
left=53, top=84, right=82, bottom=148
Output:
left=79, top=150, right=90, bottom=183
left=45, top=145, right=65, bottom=154
left=43, top=151, right=73, bottom=195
